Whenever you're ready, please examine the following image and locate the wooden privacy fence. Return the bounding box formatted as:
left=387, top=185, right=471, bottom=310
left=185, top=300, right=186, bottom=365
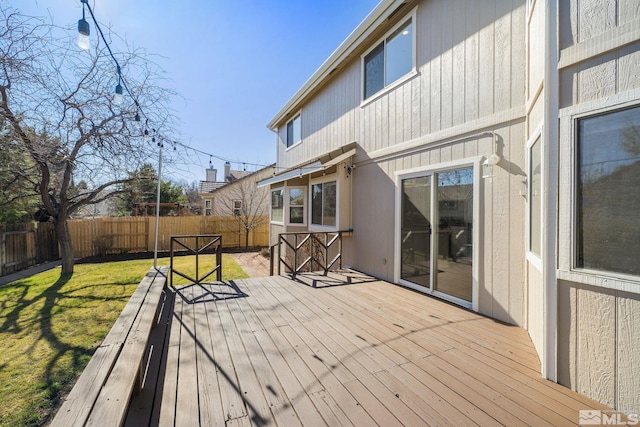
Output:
left=68, top=216, right=269, bottom=259
left=0, top=222, right=58, bottom=276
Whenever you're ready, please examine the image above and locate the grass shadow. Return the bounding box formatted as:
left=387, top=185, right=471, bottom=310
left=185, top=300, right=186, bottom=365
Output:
left=0, top=270, right=139, bottom=425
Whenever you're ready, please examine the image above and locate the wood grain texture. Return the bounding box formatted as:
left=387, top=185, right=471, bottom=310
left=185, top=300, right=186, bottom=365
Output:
left=616, top=293, right=640, bottom=412
left=577, top=284, right=617, bottom=408
left=132, top=273, right=608, bottom=425
left=52, top=269, right=166, bottom=427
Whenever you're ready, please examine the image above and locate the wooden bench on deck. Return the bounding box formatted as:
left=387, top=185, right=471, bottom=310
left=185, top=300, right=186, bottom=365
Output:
left=51, top=266, right=168, bottom=427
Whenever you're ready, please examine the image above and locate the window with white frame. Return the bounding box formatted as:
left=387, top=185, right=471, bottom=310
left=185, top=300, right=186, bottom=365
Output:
left=204, top=199, right=212, bottom=216
left=576, top=105, right=640, bottom=276
left=288, top=187, right=306, bottom=225
left=286, top=114, right=301, bottom=148
left=233, top=199, right=242, bottom=216
left=529, top=136, right=542, bottom=256
left=363, top=16, right=414, bottom=100
left=271, top=187, right=284, bottom=223
left=310, top=179, right=337, bottom=227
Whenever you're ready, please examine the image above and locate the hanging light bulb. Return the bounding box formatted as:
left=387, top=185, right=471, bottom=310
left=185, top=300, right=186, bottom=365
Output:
left=134, top=112, right=140, bottom=122
left=114, top=83, right=123, bottom=104
left=77, top=0, right=90, bottom=50
left=114, top=66, right=123, bottom=104
left=144, top=129, right=150, bottom=142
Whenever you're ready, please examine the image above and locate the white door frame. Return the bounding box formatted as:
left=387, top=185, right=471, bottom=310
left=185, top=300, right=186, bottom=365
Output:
left=394, top=157, right=482, bottom=311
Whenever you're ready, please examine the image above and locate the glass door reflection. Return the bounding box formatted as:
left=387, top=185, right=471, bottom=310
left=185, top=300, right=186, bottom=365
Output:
left=400, top=176, right=432, bottom=289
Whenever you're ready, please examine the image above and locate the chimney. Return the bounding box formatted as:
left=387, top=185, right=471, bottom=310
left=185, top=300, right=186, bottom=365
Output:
left=224, top=161, right=231, bottom=182
left=206, top=168, right=217, bottom=182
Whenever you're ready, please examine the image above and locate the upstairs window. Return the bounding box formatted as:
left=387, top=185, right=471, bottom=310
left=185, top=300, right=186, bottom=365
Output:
left=576, top=105, right=640, bottom=276
left=286, top=114, right=301, bottom=148
left=204, top=200, right=212, bottom=216
left=363, top=17, right=414, bottom=100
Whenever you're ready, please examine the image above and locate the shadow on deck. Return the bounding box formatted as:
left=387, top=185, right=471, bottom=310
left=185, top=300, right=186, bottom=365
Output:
left=115, top=270, right=609, bottom=426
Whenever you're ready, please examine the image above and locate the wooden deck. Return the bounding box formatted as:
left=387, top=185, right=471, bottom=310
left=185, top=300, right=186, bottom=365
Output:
left=124, top=270, right=607, bottom=426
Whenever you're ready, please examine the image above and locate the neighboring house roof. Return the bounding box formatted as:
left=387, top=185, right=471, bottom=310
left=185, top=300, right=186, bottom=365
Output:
left=227, top=170, right=252, bottom=182
left=209, top=164, right=276, bottom=194
left=198, top=169, right=253, bottom=193
left=199, top=181, right=226, bottom=193
left=267, top=0, right=405, bottom=130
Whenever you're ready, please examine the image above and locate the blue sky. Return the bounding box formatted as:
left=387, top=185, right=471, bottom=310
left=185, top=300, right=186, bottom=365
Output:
left=16, top=0, right=380, bottom=183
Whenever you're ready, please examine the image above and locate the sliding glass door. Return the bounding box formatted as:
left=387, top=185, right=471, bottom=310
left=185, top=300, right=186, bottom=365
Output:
left=400, top=167, right=474, bottom=306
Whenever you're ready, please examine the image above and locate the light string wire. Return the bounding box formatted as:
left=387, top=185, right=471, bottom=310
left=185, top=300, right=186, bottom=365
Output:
left=79, top=0, right=310, bottom=176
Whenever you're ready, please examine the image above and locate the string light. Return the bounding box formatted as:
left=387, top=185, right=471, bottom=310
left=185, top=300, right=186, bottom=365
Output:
left=75, top=1, right=282, bottom=177
left=114, top=67, right=123, bottom=105
left=77, top=0, right=90, bottom=50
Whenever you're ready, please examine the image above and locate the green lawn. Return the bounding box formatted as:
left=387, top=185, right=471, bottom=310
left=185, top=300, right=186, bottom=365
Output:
left=0, top=255, right=248, bottom=427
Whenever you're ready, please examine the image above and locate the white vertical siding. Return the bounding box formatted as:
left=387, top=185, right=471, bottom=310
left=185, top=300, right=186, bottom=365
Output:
left=276, top=0, right=526, bottom=169
left=556, top=0, right=640, bottom=411
left=558, top=281, right=640, bottom=411
left=274, top=0, right=529, bottom=327
left=350, top=119, right=526, bottom=324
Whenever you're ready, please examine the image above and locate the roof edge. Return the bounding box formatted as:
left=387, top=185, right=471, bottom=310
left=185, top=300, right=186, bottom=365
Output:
left=267, top=0, right=405, bottom=131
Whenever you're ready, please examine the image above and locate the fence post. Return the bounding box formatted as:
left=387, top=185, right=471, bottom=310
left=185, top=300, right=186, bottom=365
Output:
left=147, top=217, right=154, bottom=252
left=0, top=226, right=6, bottom=276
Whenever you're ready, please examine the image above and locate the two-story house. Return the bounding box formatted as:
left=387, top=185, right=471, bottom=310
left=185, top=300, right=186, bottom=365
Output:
left=259, top=0, right=640, bottom=412
left=199, top=161, right=251, bottom=216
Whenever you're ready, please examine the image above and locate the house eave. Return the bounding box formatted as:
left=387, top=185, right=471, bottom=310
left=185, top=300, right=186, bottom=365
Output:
left=266, top=0, right=407, bottom=131
left=257, top=142, right=357, bottom=187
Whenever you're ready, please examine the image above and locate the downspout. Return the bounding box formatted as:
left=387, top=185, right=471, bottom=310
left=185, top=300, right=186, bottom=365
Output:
left=542, top=0, right=559, bottom=382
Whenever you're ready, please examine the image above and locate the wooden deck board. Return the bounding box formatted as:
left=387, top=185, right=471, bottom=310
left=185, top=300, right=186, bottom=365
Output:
left=157, top=286, right=182, bottom=427
left=123, top=271, right=607, bottom=426
left=174, top=285, right=201, bottom=427
left=216, top=289, right=273, bottom=425
left=202, top=285, right=247, bottom=423
left=191, top=285, right=226, bottom=427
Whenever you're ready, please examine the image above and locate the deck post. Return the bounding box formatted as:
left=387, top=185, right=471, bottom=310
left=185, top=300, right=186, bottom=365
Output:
left=277, top=236, right=282, bottom=276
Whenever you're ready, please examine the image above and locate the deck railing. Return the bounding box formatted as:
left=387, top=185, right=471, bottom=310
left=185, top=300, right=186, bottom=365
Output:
left=271, top=231, right=348, bottom=277
left=170, top=235, right=222, bottom=286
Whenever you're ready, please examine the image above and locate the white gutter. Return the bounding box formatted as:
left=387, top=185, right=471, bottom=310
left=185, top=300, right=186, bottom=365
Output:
left=267, top=0, right=406, bottom=130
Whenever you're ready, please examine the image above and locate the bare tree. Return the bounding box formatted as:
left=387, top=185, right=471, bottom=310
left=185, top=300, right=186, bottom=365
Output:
left=0, top=6, right=177, bottom=273
left=212, top=171, right=271, bottom=249
left=181, top=180, right=203, bottom=215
